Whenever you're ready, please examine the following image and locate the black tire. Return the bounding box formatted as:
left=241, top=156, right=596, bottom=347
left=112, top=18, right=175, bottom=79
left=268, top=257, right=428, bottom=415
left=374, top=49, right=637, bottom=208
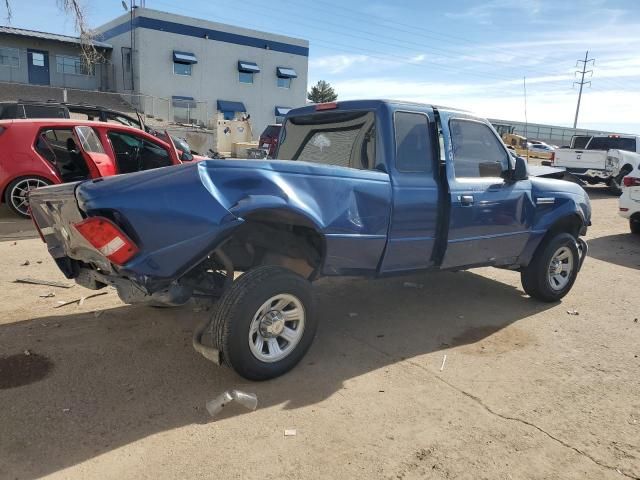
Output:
left=608, top=175, right=623, bottom=195
left=4, top=176, right=52, bottom=218
left=631, top=218, right=640, bottom=235
left=521, top=233, right=580, bottom=302
left=209, top=266, right=316, bottom=381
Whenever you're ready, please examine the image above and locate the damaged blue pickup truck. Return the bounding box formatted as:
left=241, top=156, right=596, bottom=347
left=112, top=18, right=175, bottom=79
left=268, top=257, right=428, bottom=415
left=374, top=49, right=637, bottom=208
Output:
left=30, top=100, right=591, bottom=380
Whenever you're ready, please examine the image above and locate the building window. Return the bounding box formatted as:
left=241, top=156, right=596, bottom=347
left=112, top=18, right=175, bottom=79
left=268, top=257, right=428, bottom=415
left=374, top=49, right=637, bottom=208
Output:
left=239, top=71, right=254, bottom=84
left=276, top=67, right=297, bottom=89
left=56, top=55, right=93, bottom=75
left=174, top=62, right=192, bottom=76
left=31, top=52, right=45, bottom=67
left=0, top=46, right=19, bottom=68
left=277, top=77, right=291, bottom=89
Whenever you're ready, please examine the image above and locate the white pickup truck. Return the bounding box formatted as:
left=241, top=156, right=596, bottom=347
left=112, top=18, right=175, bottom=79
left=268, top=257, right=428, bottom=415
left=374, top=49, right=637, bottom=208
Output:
left=554, top=134, right=640, bottom=194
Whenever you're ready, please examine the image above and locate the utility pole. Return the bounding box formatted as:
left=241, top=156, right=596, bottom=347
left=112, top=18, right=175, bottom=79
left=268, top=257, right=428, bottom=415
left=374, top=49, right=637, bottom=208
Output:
left=573, top=50, right=595, bottom=128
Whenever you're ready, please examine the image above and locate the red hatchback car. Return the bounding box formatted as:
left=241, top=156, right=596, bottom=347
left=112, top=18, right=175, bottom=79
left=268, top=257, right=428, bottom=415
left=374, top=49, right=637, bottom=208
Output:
left=0, top=119, right=184, bottom=217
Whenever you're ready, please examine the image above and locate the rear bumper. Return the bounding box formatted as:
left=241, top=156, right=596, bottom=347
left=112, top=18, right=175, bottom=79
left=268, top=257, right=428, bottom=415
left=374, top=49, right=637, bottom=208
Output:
left=565, top=168, right=612, bottom=180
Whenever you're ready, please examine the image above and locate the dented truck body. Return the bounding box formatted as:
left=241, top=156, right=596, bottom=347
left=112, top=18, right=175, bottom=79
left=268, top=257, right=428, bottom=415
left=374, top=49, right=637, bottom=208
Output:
left=30, top=100, right=592, bottom=380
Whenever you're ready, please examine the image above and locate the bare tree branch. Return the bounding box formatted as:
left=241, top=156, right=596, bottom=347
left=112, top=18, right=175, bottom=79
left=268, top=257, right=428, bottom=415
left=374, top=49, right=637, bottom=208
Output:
left=4, top=0, right=12, bottom=21
left=57, top=0, right=104, bottom=66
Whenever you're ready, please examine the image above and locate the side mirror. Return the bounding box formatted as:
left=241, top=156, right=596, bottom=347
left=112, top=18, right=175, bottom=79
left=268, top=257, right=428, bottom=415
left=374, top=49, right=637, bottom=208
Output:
left=181, top=151, right=194, bottom=162
left=512, top=156, right=528, bottom=181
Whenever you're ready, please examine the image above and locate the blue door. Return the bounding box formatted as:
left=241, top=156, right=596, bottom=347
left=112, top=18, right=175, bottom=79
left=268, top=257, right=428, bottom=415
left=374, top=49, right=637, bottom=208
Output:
left=438, top=110, right=534, bottom=269
left=27, top=49, right=50, bottom=85
left=380, top=108, right=442, bottom=272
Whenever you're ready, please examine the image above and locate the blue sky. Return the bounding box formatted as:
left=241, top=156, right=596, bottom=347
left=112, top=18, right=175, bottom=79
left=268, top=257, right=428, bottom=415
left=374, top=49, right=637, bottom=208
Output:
left=5, top=0, right=640, bottom=133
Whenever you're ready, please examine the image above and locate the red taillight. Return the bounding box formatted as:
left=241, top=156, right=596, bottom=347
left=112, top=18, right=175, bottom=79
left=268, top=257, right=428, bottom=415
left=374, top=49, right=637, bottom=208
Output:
left=623, top=177, right=640, bottom=187
left=73, top=216, right=139, bottom=265
left=315, top=102, right=338, bottom=111
left=620, top=207, right=629, bottom=212
left=550, top=151, right=555, bottom=164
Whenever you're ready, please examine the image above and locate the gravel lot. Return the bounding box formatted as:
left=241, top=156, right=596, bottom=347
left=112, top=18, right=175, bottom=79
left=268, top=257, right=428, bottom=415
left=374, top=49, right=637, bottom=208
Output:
left=0, top=186, right=638, bottom=480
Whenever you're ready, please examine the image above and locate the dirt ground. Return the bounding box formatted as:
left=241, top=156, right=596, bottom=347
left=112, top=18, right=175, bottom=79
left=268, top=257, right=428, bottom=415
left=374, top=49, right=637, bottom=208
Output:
left=0, top=187, right=638, bottom=480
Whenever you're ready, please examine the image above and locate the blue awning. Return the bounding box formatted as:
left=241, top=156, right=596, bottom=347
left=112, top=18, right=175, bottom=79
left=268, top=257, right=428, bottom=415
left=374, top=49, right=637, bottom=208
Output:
left=173, top=51, right=197, bottom=64
left=172, top=96, right=196, bottom=108
left=238, top=61, right=260, bottom=73
left=217, top=100, right=246, bottom=112
left=275, top=106, right=291, bottom=116
left=276, top=67, right=297, bottom=78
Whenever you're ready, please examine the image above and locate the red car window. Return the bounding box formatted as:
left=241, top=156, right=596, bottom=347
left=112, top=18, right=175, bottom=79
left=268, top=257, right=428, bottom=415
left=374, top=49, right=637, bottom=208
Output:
left=35, top=128, right=90, bottom=182
left=107, top=131, right=172, bottom=173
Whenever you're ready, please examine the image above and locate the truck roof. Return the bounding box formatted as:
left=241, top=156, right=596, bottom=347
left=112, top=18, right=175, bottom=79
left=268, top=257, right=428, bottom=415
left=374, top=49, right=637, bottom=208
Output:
left=290, top=99, right=470, bottom=117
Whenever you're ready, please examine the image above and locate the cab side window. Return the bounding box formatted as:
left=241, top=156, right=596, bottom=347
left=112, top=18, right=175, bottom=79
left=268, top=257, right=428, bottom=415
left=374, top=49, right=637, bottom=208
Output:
left=450, top=119, right=508, bottom=178
left=394, top=111, right=432, bottom=173
left=107, top=131, right=172, bottom=173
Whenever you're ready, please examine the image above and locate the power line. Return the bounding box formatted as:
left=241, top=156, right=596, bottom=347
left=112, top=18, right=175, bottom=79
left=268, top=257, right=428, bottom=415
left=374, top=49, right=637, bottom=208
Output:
left=573, top=50, right=595, bottom=128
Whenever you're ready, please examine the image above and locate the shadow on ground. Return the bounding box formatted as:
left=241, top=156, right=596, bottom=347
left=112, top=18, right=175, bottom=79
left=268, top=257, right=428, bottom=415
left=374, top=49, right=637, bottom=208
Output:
left=587, top=233, right=640, bottom=270
left=0, top=270, right=552, bottom=479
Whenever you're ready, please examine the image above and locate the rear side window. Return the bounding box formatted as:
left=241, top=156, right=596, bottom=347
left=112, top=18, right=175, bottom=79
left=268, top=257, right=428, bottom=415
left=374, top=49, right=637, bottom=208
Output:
left=277, top=111, right=376, bottom=170
left=450, top=119, right=508, bottom=178
left=587, top=137, right=636, bottom=152
left=394, top=112, right=432, bottom=173
left=35, top=128, right=90, bottom=182
left=75, top=126, right=105, bottom=153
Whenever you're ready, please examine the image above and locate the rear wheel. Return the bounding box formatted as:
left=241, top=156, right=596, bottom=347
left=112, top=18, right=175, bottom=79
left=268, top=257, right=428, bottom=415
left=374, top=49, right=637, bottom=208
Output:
left=4, top=177, right=52, bottom=218
left=521, top=233, right=580, bottom=302
left=209, top=266, right=316, bottom=380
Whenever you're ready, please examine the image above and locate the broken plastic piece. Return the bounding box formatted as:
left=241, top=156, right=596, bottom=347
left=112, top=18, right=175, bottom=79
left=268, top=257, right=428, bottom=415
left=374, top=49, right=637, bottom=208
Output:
left=206, top=390, right=258, bottom=417
left=284, top=429, right=297, bottom=437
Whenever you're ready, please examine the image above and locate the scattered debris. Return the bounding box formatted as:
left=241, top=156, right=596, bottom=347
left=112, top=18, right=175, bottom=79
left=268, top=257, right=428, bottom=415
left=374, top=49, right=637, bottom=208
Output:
left=206, top=389, right=258, bottom=418
left=348, top=312, right=358, bottom=317
left=20, top=260, right=30, bottom=266
left=36, top=260, right=43, bottom=264
left=376, top=334, right=384, bottom=338
left=23, top=349, right=31, bottom=356
left=62, top=408, right=70, bottom=413
left=54, top=291, right=107, bottom=309
left=634, top=318, right=638, bottom=323
left=12, top=241, right=17, bottom=246
left=94, top=311, right=103, bottom=318
left=378, top=390, right=385, bottom=393
left=39, top=293, right=55, bottom=298
left=14, top=278, right=73, bottom=289
left=284, top=429, right=297, bottom=437
left=458, top=315, right=465, bottom=319
left=566, top=309, right=580, bottom=316
left=403, top=281, right=424, bottom=289
left=440, top=354, right=447, bottom=372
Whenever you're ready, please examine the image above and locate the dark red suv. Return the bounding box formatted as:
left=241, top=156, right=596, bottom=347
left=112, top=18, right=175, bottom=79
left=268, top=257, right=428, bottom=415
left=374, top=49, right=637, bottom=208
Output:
left=258, top=124, right=282, bottom=158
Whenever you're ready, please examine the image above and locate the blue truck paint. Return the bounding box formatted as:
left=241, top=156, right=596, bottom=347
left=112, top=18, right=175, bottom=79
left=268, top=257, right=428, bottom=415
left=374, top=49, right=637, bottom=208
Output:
left=29, top=100, right=590, bottom=296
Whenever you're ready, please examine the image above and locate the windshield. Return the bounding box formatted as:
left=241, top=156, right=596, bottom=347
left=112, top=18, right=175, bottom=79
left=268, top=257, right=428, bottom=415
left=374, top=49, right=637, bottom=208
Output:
left=587, top=137, right=636, bottom=152
left=276, top=110, right=376, bottom=170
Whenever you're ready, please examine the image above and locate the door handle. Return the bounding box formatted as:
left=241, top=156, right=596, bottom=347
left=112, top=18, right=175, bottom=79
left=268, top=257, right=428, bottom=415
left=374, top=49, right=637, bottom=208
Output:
left=459, top=195, right=474, bottom=206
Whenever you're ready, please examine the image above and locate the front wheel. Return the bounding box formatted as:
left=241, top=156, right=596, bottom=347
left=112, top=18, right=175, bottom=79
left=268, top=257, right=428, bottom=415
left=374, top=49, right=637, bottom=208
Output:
left=4, top=177, right=52, bottom=218
left=209, top=266, right=316, bottom=380
left=521, top=233, right=581, bottom=302
left=631, top=218, right=640, bottom=235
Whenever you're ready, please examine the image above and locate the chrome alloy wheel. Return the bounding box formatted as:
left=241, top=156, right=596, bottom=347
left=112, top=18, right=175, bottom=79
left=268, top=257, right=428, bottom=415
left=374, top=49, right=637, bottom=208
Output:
left=10, top=178, right=48, bottom=216
left=547, top=246, right=574, bottom=291
left=248, top=293, right=306, bottom=363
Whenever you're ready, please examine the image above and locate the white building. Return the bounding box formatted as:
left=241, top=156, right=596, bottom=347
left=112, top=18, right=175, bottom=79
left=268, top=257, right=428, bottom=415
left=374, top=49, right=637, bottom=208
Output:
left=95, top=8, right=309, bottom=136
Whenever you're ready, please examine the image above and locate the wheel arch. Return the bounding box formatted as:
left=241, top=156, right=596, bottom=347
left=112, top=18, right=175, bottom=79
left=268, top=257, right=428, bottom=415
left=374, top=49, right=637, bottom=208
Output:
left=1, top=174, right=57, bottom=205
left=214, top=207, right=327, bottom=280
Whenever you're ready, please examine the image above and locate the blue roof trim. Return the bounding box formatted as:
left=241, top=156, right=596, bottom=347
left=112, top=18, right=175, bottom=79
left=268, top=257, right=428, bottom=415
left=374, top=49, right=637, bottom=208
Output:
left=217, top=100, right=246, bottom=112
left=275, top=106, right=291, bottom=116
left=173, top=51, right=197, bottom=64
left=276, top=67, right=297, bottom=78
left=99, top=16, right=309, bottom=57
left=238, top=61, right=260, bottom=73
left=172, top=95, right=196, bottom=107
